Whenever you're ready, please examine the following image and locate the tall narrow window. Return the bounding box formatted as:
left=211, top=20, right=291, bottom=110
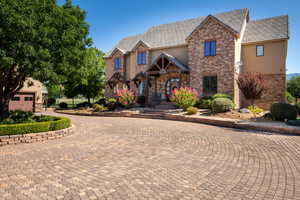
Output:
left=203, top=76, right=217, bottom=93
left=137, top=52, right=146, bottom=65
left=204, top=40, right=217, bottom=56
left=256, top=45, right=264, bottom=56
left=114, top=57, right=122, bottom=69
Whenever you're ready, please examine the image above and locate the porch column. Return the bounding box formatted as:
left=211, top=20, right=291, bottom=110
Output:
left=145, top=74, right=149, bottom=106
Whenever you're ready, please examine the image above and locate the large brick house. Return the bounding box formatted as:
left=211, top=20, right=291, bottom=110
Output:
left=104, top=8, right=289, bottom=109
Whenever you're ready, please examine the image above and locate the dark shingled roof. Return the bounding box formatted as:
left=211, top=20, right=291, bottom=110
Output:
left=107, top=8, right=248, bottom=55
left=242, top=15, right=289, bottom=44
left=107, top=9, right=289, bottom=56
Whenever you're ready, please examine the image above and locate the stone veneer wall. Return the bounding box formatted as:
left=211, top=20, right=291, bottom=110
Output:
left=187, top=18, right=236, bottom=98
left=0, top=126, right=73, bottom=147
left=241, top=74, right=286, bottom=110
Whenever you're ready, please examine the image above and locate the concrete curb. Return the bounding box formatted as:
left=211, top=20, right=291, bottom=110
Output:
left=55, top=110, right=300, bottom=136
left=0, top=125, right=74, bottom=147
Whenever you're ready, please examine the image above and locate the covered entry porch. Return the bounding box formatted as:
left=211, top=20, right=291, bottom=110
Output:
left=141, top=53, right=190, bottom=106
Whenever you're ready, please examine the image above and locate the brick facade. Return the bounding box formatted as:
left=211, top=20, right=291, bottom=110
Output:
left=187, top=18, right=236, bottom=99
left=105, top=11, right=288, bottom=110
left=241, top=74, right=286, bottom=110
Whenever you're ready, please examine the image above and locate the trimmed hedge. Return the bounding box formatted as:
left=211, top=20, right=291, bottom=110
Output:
left=0, top=116, right=71, bottom=136
left=270, top=103, right=297, bottom=121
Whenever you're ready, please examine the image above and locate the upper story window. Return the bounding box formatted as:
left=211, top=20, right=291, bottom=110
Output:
left=204, top=40, right=217, bottom=57
left=256, top=45, right=264, bottom=56
left=114, top=57, right=122, bottom=69
left=137, top=52, right=147, bottom=65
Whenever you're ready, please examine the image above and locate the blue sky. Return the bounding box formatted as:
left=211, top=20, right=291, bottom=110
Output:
left=58, top=0, right=299, bottom=73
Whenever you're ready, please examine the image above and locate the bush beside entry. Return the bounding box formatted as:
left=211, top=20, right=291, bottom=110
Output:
left=212, top=93, right=232, bottom=101
left=170, top=87, right=198, bottom=110
left=0, top=116, right=71, bottom=135
left=196, top=96, right=212, bottom=109
left=116, top=89, right=135, bottom=108
left=211, top=98, right=234, bottom=113
left=270, top=103, right=297, bottom=121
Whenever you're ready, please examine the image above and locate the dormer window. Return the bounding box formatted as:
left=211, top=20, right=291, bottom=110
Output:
left=137, top=52, right=147, bottom=65
left=114, top=57, right=122, bottom=69
left=204, top=40, right=217, bottom=56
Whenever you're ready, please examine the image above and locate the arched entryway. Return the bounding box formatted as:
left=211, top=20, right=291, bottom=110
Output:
left=165, top=78, right=180, bottom=101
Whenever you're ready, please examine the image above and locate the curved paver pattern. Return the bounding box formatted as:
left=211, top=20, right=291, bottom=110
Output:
left=0, top=113, right=300, bottom=200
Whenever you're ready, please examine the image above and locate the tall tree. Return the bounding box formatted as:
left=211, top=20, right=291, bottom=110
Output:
left=0, top=0, right=92, bottom=118
left=287, top=76, right=300, bottom=103
left=64, top=47, right=106, bottom=103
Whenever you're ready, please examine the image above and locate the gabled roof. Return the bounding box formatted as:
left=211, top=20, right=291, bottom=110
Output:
left=186, top=14, right=239, bottom=41
left=131, top=40, right=151, bottom=51
left=147, top=52, right=190, bottom=73
left=242, top=15, right=289, bottom=44
left=106, top=8, right=248, bottom=56
left=106, top=47, right=125, bottom=58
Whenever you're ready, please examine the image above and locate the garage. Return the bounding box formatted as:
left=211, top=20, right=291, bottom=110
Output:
left=9, top=92, right=35, bottom=112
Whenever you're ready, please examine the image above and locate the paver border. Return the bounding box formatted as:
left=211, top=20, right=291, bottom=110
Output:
left=55, top=110, right=300, bottom=136
left=0, top=125, right=74, bottom=147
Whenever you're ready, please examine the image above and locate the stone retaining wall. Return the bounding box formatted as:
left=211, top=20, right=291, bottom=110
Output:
left=0, top=126, right=74, bottom=147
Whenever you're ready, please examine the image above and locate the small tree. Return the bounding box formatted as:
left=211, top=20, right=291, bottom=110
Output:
left=287, top=76, right=300, bottom=103
left=237, top=73, right=267, bottom=106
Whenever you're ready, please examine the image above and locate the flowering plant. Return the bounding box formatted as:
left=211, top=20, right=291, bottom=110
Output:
left=116, top=89, right=135, bottom=108
left=170, top=87, right=198, bottom=110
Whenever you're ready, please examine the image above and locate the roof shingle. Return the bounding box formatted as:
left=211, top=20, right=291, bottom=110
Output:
left=107, top=9, right=289, bottom=56
left=242, top=15, right=289, bottom=44
left=107, top=8, right=248, bottom=56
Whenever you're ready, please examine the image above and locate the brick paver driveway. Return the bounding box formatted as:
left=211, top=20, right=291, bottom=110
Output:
left=1, top=113, right=300, bottom=200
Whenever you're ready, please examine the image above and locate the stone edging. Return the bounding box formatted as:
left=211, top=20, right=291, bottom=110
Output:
left=55, top=110, right=300, bottom=136
left=0, top=125, right=74, bottom=147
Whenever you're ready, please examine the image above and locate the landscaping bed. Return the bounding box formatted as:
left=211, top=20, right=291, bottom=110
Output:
left=0, top=111, right=71, bottom=135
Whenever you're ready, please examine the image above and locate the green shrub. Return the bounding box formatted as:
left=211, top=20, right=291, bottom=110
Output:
left=295, top=102, right=300, bottom=115
left=137, top=96, right=146, bottom=106
left=196, top=96, right=212, bottom=109
left=170, top=87, right=198, bottom=110
left=76, top=101, right=92, bottom=108
left=212, top=93, right=232, bottom=100
left=116, top=89, right=135, bottom=108
left=286, top=119, right=300, bottom=127
left=59, top=102, right=68, bottom=109
left=286, top=92, right=295, bottom=104
left=93, top=104, right=107, bottom=112
left=186, top=106, right=198, bottom=115
left=107, top=98, right=117, bottom=111
left=9, top=110, right=34, bottom=123
left=0, top=116, right=70, bottom=135
left=248, top=105, right=264, bottom=114
left=33, top=115, right=57, bottom=122
left=96, top=98, right=106, bottom=106
left=211, top=98, right=234, bottom=113
left=270, top=102, right=297, bottom=121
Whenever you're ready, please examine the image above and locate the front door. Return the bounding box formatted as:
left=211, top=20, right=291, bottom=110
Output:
left=165, top=78, right=180, bottom=101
